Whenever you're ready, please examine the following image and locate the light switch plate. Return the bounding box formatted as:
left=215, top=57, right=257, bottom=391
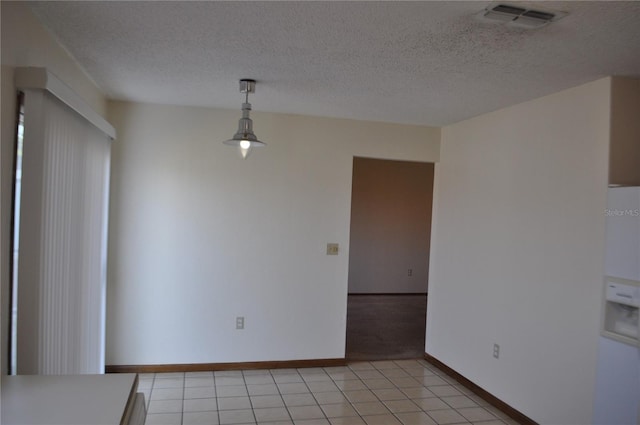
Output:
left=326, top=243, right=339, bottom=255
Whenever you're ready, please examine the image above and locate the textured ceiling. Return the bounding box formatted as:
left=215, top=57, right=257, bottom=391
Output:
left=30, top=1, right=640, bottom=126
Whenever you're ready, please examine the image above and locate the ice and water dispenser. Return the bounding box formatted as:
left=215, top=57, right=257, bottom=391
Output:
left=602, top=277, right=640, bottom=345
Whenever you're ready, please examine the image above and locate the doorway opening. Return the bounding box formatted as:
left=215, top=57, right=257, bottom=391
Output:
left=346, top=157, right=434, bottom=360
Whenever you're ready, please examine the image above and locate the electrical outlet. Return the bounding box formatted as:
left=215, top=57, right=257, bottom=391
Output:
left=408, top=269, right=413, bottom=277
left=236, top=316, right=245, bottom=330
left=493, top=343, right=500, bottom=359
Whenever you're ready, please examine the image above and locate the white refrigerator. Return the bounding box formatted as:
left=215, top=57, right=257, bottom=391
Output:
left=593, top=187, right=640, bottom=424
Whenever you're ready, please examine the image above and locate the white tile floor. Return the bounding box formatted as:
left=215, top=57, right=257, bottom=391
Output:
left=138, top=359, right=521, bottom=425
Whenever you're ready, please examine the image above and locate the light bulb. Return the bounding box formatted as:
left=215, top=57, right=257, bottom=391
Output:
left=239, top=142, right=251, bottom=159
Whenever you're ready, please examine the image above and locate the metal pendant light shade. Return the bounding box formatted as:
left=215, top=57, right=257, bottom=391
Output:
left=223, top=79, right=266, bottom=159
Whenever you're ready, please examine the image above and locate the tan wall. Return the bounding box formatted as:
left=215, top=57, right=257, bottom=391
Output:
left=428, top=78, right=610, bottom=424
left=348, top=157, right=434, bottom=293
left=609, top=77, right=640, bottom=186
left=105, top=100, right=440, bottom=365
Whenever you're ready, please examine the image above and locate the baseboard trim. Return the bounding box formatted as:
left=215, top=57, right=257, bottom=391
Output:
left=106, top=358, right=347, bottom=374
left=424, top=353, right=537, bottom=425
left=348, top=293, right=427, bottom=296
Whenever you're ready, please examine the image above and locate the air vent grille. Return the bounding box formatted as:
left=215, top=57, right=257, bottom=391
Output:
left=492, top=4, right=526, bottom=15
left=482, top=3, right=566, bottom=29
left=522, top=10, right=556, bottom=21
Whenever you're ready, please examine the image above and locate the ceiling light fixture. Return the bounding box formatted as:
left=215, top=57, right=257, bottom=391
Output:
left=223, top=79, right=266, bottom=159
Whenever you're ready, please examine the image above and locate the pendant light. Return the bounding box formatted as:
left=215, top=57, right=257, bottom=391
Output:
left=223, top=79, right=266, bottom=159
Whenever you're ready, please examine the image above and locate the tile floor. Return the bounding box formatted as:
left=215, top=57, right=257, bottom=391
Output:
left=139, top=359, right=521, bottom=425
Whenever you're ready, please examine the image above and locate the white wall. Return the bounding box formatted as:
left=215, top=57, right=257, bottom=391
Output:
left=0, top=1, right=107, bottom=375
left=427, top=78, right=610, bottom=424
left=106, top=101, right=440, bottom=365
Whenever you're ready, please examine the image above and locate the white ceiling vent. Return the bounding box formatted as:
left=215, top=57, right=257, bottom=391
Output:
left=481, top=3, right=567, bottom=29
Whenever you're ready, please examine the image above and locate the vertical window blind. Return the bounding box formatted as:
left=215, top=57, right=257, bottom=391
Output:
left=15, top=71, right=113, bottom=374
